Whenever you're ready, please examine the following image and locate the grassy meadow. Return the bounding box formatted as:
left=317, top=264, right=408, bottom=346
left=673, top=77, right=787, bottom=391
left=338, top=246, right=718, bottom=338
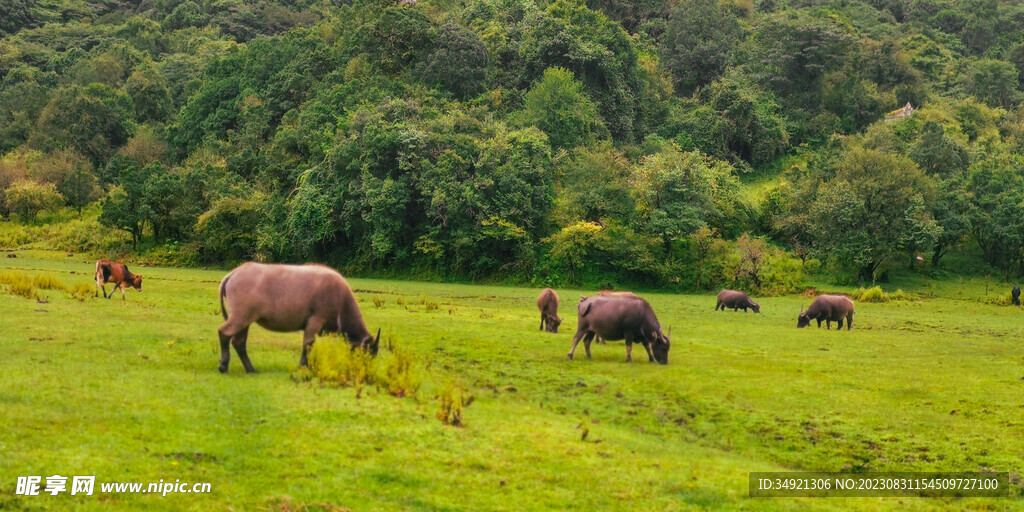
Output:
left=1, top=252, right=1023, bottom=511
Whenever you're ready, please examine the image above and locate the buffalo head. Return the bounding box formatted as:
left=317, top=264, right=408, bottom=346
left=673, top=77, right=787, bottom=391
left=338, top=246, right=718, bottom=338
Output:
left=132, top=274, right=143, bottom=291
left=358, top=328, right=382, bottom=356
left=649, top=327, right=670, bottom=365
left=797, top=306, right=809, bottom=328
left=545, top=316, right=563, bottom=333
left=751, top=302, right=761, bottom=314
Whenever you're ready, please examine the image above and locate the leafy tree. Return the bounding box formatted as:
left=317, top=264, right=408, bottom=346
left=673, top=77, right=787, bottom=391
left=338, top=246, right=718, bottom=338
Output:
left=5, top=180, right=63, bottom=222
left=35, top=84, right=135, bottom=167
left=554, top=143, right=633, bottom=224
left=659, top=0, right=741, bottom=95
left=805, top=147, right=939, bottom=281
left=631, top=146, right=742, bottom=248
left=967, top=152, right=1024, bottom=275
left=670, top=75, right=790, bottom=167
left=0, top=0, right=35, bottom=35
left=163, top=1, right=205, bottom=31
left=962, top=58, right=1020, bottom=108
left=126, top=68, right=172, bottom=123
left=518, top=67, right=607, bottom=151
left=421, top=24, right=488, bottom=99
left=352, top=6, right=437, bottom=75
left=908, top=121, right=969, bottom=177
left=26, top=149, right=100, bottom=213
left=747, top=12, right=851, bottom=98
left=195, top=195, right=261, bottom=263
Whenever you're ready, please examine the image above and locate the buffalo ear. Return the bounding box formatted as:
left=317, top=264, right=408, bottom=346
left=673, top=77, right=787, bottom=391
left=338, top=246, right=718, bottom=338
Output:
left=375, top=328, right=381, bottom=346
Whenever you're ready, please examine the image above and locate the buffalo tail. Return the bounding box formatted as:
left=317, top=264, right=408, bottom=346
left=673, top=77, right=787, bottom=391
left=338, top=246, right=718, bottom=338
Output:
left=219, top=274, right=230, bottom=320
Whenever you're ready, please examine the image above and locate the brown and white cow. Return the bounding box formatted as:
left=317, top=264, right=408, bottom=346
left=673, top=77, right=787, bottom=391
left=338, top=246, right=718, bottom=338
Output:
left=95, top=260, right=143, bottom=301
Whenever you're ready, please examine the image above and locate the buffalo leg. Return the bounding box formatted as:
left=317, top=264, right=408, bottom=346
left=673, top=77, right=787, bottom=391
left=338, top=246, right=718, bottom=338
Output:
left=847, top=314, right=853, bottom=330
left=582, top=332, right=596, bottom=359
left=218, top=330, right=232, bottom=373
left=642, top=340, right=655, bottom=362
left=567, top=330, right=588, bottom=360
left=231, top=327, right=255, bottom=373
left=217, top=319, right=249, bottom=373
left=300, top=317, right=326, bottom=367
left=715, top=301, right=721, bottom=311
left=826, top=319, right=831, bottom=330
left=816, top=319, right=822, bottom=328
left=120, top=285, right=126, bottom=302
left=539, top=315, right=545, bottom=331
left=624, top=334, right=635, bottom=362
left=836, top=318, right=843, bottom=329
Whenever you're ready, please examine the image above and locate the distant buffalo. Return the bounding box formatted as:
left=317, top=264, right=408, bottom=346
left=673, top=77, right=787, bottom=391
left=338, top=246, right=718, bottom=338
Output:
left=217, top=262, right=380, bottom=374
left=797, top=294, right=855, bottom=330
left=537, top=288, right=562, bottom=333
left=569, top=292, right=670, bottom=364
left=715, top=289, right=760, bottom=313
left=1013, top=286, right=1021, bottom=306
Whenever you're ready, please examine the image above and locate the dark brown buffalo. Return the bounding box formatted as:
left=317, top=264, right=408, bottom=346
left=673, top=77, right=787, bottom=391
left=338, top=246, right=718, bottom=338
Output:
left=95, top=260, right=143, bottom=301
left=797, top=294, right=855, bottom=330
left=1013, top=286, right=1021, bottom=306
left=536, top=288, right=562, bottom=333
left=569, top=293, right=670, bottom=364
left=715, top=289, right=760, bottom=313
left=217, top=262, right=380, bottom=373
left=577, top=292, right=638, bottom=343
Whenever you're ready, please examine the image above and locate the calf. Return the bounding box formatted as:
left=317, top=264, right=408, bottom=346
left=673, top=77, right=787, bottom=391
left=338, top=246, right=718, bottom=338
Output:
left=715, top=289, right=760, bottom=313
left=95, top=260, right=143, bottom=301
left=536, top=288, right=562, bottom=333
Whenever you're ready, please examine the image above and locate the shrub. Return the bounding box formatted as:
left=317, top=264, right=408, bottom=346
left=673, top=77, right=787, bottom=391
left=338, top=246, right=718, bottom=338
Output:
left=307, top=335, right=375, bottom=397
left=858, top=286, right=889, bottom=302
left=377, top=344, right=420, bottom=398
left=436, top=381, right=474, bottom=427
left=5, top=180, right=64, bottom=222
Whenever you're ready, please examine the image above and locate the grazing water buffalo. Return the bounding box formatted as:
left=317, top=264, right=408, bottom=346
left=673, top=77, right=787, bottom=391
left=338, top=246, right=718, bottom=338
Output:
left=1013, top=286, right=1021, bottom=306
left=715, top=289, right=760, bottom=313
left=797, top=294, right=855, bottom=330
left=569, top=293, right=670, bottom=364
left=95, top=260, right=143, bottom=301
left=217, top=262, right=380, bottom=374
left=537, top=288, right=562, bottom=333
left=578, top=292, right=639, bottom=343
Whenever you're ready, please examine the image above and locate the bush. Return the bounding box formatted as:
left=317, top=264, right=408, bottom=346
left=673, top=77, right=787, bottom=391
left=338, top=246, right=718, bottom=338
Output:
left=307, top=335, right=375, bottom=397
left=761, top=255, right=805, bottom=295
left=857, top=286, right=889, bottom=302
left=377, top=344, right=420, bottom=398
left=436, top=381, right=474, bottom=427
left=5, top=180, right=64, bottom=222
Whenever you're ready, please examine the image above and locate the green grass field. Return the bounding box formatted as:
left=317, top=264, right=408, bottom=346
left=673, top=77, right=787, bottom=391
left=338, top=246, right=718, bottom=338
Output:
left=1, top=252, right=1023, bottom=511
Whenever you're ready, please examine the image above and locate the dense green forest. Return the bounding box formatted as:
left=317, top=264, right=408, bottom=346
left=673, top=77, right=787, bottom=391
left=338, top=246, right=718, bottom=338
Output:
left=2, top=0, right=1024, bottom=290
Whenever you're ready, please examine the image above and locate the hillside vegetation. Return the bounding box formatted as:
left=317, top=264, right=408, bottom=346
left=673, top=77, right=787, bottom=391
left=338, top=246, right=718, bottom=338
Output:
left=3, top=0, right=1024, bottom=290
